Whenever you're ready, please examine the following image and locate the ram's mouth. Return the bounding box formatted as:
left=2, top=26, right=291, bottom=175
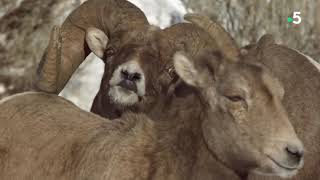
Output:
left=108, top=86, right=140, bottom=106
left=114, top=87, right=143, bottom=103
left=117, top=80, right=138, bottom=93
left=254, top=155, right=300, bottom=179
left=267, top=155, right=299, bottom=171
left=116, top=85, right=136, bottom=94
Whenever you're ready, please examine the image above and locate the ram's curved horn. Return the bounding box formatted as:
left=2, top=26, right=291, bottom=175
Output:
left=36, top=0, right=149, bottom=93
left=35, top=26, right=61, bottom=93
left=159, top=22, right=218, bottom=67
left=184, top=13, right=240, bottom=62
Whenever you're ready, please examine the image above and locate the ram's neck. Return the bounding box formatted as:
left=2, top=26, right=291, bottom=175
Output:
left=149, top=84, right=242, bottom=180
left=70, top=115, right=158, bottom=179
left=145, top=84, right=209, bottom=179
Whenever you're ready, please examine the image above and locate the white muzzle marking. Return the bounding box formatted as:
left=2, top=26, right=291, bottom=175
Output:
left=108, top=60, right=145, bottom=106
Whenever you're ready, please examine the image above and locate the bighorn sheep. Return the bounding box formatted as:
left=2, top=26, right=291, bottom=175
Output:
left=186, top=14, right=320, bottom=180
left=241, top=35, right=320, bottom=180
left=36, top=0, right=166, bottom=119
left=35, top=0, right=218, bottom=119
left=0, top=39, right=303, bottom=179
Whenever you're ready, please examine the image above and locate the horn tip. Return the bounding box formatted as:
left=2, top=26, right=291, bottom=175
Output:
left=184, top=13, right=203, bottom=21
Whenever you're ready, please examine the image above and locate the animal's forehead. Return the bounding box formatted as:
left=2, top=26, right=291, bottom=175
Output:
left=221, top=62, right=284, bottom=99
left=110, top=42, right=158, bottom=63
left=223, top=63, right=263, bottom=82
left=108, top=43, right=163, bottom=76
left=221, top=63, right=277, bottom=91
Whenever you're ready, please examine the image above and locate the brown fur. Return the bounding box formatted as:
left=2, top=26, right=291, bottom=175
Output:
left=243, top=36, right=320, bottom=180
left=191, top=36, right=320, bottom=180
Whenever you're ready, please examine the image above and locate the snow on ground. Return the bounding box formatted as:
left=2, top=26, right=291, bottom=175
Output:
left=60, top=0, right=186, bottom=111
left=60, top=54, right=104, bottom=111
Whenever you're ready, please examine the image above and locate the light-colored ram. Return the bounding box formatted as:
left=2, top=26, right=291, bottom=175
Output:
left=244, top=35, right=320, bottom=180
left=187, top=14, right=320, bottom=180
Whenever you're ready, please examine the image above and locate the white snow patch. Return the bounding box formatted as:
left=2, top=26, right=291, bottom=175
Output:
left=0, top=67, right=25, bottom=77
left=129, top=0, right=186, bottom=28
left=0, top=0, right=25, bottom=18
left=0, top=33, right=7, bottom=47
left=60, top=54, right=104, bottom=111
left=0, top=83, right=6, bottom=94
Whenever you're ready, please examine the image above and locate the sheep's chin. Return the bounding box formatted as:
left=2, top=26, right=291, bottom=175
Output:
left=252, top=157, right=299, bottom=179
left=108, top=86, right=139, bottom=106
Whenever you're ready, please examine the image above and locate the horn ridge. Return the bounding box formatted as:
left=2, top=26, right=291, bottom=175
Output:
left=184, top=13, right=240, bottom=62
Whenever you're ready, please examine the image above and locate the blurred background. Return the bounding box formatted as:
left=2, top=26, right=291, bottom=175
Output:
left=0, top=0, right=319, bottom=110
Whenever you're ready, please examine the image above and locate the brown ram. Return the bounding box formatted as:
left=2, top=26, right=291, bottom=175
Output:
left=243, top=35, right=320, bottom=180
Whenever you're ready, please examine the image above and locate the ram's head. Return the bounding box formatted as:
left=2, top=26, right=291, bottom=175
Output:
left=89, top=21, right=219, bottom=119
left=88, top=26, right=174, bottom=118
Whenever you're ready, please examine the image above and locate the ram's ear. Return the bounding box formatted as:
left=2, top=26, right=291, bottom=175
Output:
left=86, top=27, right=109, bottom=59
left=240, top=44, right=256, bottom=56
left=173, top=52, right=211, bottom=88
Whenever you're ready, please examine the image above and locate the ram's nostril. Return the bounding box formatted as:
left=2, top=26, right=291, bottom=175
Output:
left=128, top=73, right=141, bottom=81
left=121, top=70, right=141, bottom=82
left=121, top=70, right=129, bottom=79
left=286, top=145, right=304, bottom=162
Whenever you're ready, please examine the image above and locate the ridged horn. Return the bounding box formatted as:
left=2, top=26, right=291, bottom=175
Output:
left=35, top=26, right=61, bottom=93
left=184, top=13, right=240, bottom=62
left=159, top=22, right=218, bottom=66
left=37, top=0, right=149, bottom=94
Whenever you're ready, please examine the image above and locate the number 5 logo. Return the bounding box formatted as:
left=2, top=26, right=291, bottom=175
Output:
left=292, top=11, right=302, bottom=24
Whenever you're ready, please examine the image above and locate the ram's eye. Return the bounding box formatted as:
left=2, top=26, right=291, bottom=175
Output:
left=226, top=95, right=244, bottom=102
left=105, top=47, right=115, bottom=57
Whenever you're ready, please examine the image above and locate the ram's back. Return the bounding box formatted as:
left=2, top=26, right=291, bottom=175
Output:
left=0, top=92, right=157, bottom=180
left=0, top=92, right=107, bottom=179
